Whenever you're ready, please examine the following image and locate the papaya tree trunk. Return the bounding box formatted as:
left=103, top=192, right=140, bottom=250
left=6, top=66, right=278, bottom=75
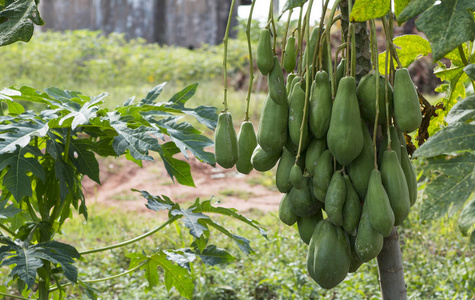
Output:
left=340, top=1, right=408, bottom=298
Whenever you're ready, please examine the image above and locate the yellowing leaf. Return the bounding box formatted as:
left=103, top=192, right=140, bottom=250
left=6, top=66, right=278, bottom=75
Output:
left=350, top=0, right=390, bottom=22
left=378, top=35, right=431, bottom=74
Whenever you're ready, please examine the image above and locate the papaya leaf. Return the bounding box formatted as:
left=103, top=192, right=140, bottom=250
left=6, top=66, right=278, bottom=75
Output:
left=137, top=190, right=175, bottom=212
left=170, top=208, right=210, bottom=239
left=0, top=199, right=21, bottom=219
left=280, top=0, right=307, bottom=18
left=420, top=153, right=475, bottom=220
left=415, top=0, right=475, bottom=61
left=445, top=94, right=475, bottom=124
left=350, top=0, right=390, bottom=22
left=163, top=249, right=196, bottom=270
left=140, top=82, right=167, bottom=105
left=379, top=35, right=431, bottom=74
left=464, top=64, right=475, bottom=81
left=196, top=245, right=235, bottom=266
left=78, top=281, right=99, bottom=300
left=413, top=123, right=475, bottom=158
left=202, top=219, right=253, bottom=255
left=157, top=142, right=194, bottom=187
left=0, top=0, right=44, bottom=47
left=68, top=139, right=100, bottom=184
left=394, top=0, right=411, bottom=19
left=459, top=196, right=475, bottom=236
left=0, top=119, right=49, bottom=154
left=169, top=83, right=198, bottom=106
left=397, top=0, right=435, bottom=23
left=58, top=95, right=105, bottom=129
left=154, top=251, right=194, bottom=299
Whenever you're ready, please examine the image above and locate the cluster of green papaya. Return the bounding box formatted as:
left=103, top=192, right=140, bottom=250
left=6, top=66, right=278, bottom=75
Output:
left=214, top=26, right=421, bottom=289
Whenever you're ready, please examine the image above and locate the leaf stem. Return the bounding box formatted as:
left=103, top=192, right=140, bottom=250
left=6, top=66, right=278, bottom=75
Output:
left=381, top=16, right=402, bottom=69
left=63, top=127, right=72, bottom=163
left=79, top=215, right=180, bottom=255
left=0, top=292, right=28, bottom=300
left=458, top=45, right=469, bottom=66
left=0, top=223, right=16, bottom=236
left=327, top=0, right=344, bottom=97
left=281, top=9, right=293, bottom=66
left=297, top=6, right=304, bottom=74
left=222, top=0, right=237, bottom=112
left=244, top=0, right=257, bottom=121
left=369, top=19, right=379, bottom=170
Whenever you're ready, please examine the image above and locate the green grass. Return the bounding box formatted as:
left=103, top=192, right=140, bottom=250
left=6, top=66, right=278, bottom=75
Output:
left=54, top=201, right=475, bottom=300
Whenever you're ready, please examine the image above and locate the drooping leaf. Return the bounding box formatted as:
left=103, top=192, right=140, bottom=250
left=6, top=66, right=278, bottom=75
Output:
left=171, top=208, right=210, bottom=238
left=394, top=0, right=411, bottom=18
left=78, top=281, right=99, bottom=300
left=153, top=251, right=194, bottom=299
left=464, top=64, right=475, bottom=81
left=459, top=196, right=475, bottom=236
left=413, top=123, right=475, bottom=158
left=68, top=139, right=100, bottom=184
left=0, top=0, right=44, bottom=47
left=445, top=94, right=475, bottom=124
left=202, top=219, right=253, bottom=255
left=157, top=142, right=194, bottom=187
left=0, top=199, right=21, bottom=219
left=420, top=153, right=475, bottom=220
left=0, top=146, right=45, bottom=201
left=136, top=190, right=175, bottom=212
left=280, top=0, right=307, bottom=18
left=397, top=0, right=435, bottom=23
left=415, top=0, right=475, bottom=61
left=196, top=245, right=235, bottom=266
left=0, top=119, right=49, bottom=154
left=379, top=35, right=431, bottom=74
left=350, top=0, right=390, bottom=22
left=38, top=241, right=81, bottom=284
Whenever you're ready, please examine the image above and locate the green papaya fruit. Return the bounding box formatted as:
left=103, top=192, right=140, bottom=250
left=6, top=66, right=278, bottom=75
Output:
left=335, top=58, right=347, bottom=88
left=236, top=121, right=257, bottom=174
left=342, top=175, right=361, bottom=236
left=380, top=150, right=410, bottom=226
left=348, top=235, right=363, bottom=273
left=288, top=178, right=323, bottom=217
left=257, top=29, right=274, bottom=75
left=307, top=219, right=351, bottom=289
left=312, top=149, right=334, bottom=202
left=305, top=138, right=327, bottom=176
left=378, top=125, right=401, bottom=165
left=279, top=193, right=298, bottom=226
left=366, top=169, right=395, bottom=237
left=257, top=94, right=288, bottom=155
left=325, top=171, right=346, bottom=227
left=355, top=203, right=384, bottom=262
left=347, top=121, right=374, bottom=199
left=297, top=210, right=323, bottom=244
left=269, top=56, right=288, bottom=106
left=397, top=127, right=407, bottom=149
left=400, top=146, right=418, bottom=207
left=309, top=71, right=332, bottom=139
left=215, top=112, right=238, bottom=168
left=283, top=36, right=297, bottom=73
left=302, top=26, right=321, bottom=70
left=393, top=68, right=422, bottom=133
left=276, top=148, right=295, bottom=193
left=288, top=75, right=302, bottom=99
left=251, top=144, right=282, bottom=172
left=288, top=82, right=309, bottom=147
left=356, top=73, right=394, bottom=125
left=327, top=76, right=364, bottom=166
left=286, top=73, right=297, bottom=96
left=290, top=164, right=304, bottom=189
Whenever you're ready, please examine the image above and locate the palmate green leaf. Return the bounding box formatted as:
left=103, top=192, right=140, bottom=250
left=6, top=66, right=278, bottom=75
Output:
left=0, top=145, right=45, bottom=201
left=171, top=208, right=210, bottom=238
left=0, top=0, right=44, bottom=47
left=68, top=139, right=100, bottom=184
left=415, top=0, right=475, bottom=61
left=464, top=64, right=475, bottom=81
left=196, top=245, right=235, bottom=266
left=154, top=251, right=194, bottom=299
left=0, top=199, right=21, bottom=219
left=350, top=0, right=390, bottom=22
left=445, top=94, right=475, bottom=124
left=397, top=0, right=435, bottom=23
left=420, top=153, right=475, bottom=220
left=164, top=249, right=196, bottom=270
left=157, top=142, right=194, bottom=187
left=58, top=95, right=105, bottom=129
left=413, top=123, right=475, bottom=158
left=459, top=196, right=475, bottom=236
left=0, top=118, right=49, bottom=154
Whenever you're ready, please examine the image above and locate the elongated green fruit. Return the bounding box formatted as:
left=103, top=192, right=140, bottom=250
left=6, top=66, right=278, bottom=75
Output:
left=378, top=125, right=401, bottom=165
left=257, top=94, right=288, bottom=155
left=236, top=121, right=257, bottom=174
left=215, top=112, right=238, bottom=168
left=290, top=164, right=304, bottom=189
left=251, top=144, right=282, bottom=172
left=309, top=71, right=332, bottom=139
left=312, top=150, right=334, bottom=202
left=288, top=82, right=309, bottom=147
left=348, top=235, right=363, bottom=273
left=283, top=36, right=297, bottom=73
left=400, top=146, right=418, bottom=207
left=269, top=56, right=288, bottom=105
left=289, top=178, right=323, bottom=217
left=279, top=193, right=298, bottom=226
left=286, top=73, right=297, bottom=96
left=355, top=203, right=384, bottom=262
left=325, top=171, right=346, bottom=227
left=342, top=175, right=361, bottom=236
left=335, top=58, right=347, bottom=88
left=305, top=138, right=327, bottom=176
left=347, top=121, right=374, bottom=199
left=288, top=75, right=301, bottom=99
left=356, top=73, right=394, bottom=125
left=366, top=169, right=395, bottom=237
left=393, top=68, right=422, bottom=133
left=257, top=29, right=274, bottom=75
left=276, top=148, right=295, bottom=193
left=397, top=127, right=407, bottom=149
left=297, top=210, right=323, bottom=244
left=380, top=150, right=410, bottom=225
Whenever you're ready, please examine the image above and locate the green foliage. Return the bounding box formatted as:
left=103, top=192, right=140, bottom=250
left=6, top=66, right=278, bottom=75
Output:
left=378, top=35, right=431, bottom=74
left=350, top=0, right=390, bottom=22
left=280, top=0, right=308, bottom=18
left=0, top=0, right=44, bottom=46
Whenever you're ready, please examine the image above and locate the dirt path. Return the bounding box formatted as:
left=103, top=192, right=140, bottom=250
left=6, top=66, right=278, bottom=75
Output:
left=82, top=156, right=282, bottom=214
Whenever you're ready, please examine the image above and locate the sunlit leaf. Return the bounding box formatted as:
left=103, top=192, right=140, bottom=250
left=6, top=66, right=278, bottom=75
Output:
left=379, top=35, right=431, bottom=74
left=350, top=0, right=390, bottom=22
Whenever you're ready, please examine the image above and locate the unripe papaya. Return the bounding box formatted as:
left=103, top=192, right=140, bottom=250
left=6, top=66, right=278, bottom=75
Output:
left=305, top=138, right=327, bottom=176
left=356, top=73, right=394, bottom=125
left=327, top=76, right=364, bottom=166
left=286, top=73, right=297, bottom=96
left=347, top=121, right=374, bottom=199
left=288, top=82, right=309, bottom=147
left=297, top=210, right=323, bottom=244
left=302, top=26, right=321, bottom=70
left=276, top=148, right=295, bottom=193
left=366, top=169, right=395, bottom=237
left=355, top=203, right=384, bottom=262
left=325, top=171, right=346, bottom=227
left=335, top=58, right=347, bottom=88
left=283, top=36, right=297, bottom=73
left=257, top=29, right=274, bottom=75
left=236, top=121, right=257, bottom=174
left=312, top=149, right=334, bottom=202
left=290, top=164, right=304, bottom=189
left=215, top=112, right=238, bottom=168
left=309, top=71, right=332, bottom=139
left=378, top=125, right=401, bottom=165
left=380, top=150, right=410, bottom=226
left=257, top=94, right=288, bottom=155
left=393, top=68, right=422, bottom=133
left=289, top=178, right=323, bottom=217
left=397, top=127, right=407, bottom=149
left=400, top=146, right=418, bottom=207
left=342, top=175, right=361, bottom=236
left=251, top=144, right=282, bottom=172
left=307, top=219, right=351, bottom=289
left=279, top=193, right=298, bottom=226
left=348, top=235, right=363, bottom=273
left=269, top=56, right=288, bottom=106
left=288, top=75, right=302, bottom=99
